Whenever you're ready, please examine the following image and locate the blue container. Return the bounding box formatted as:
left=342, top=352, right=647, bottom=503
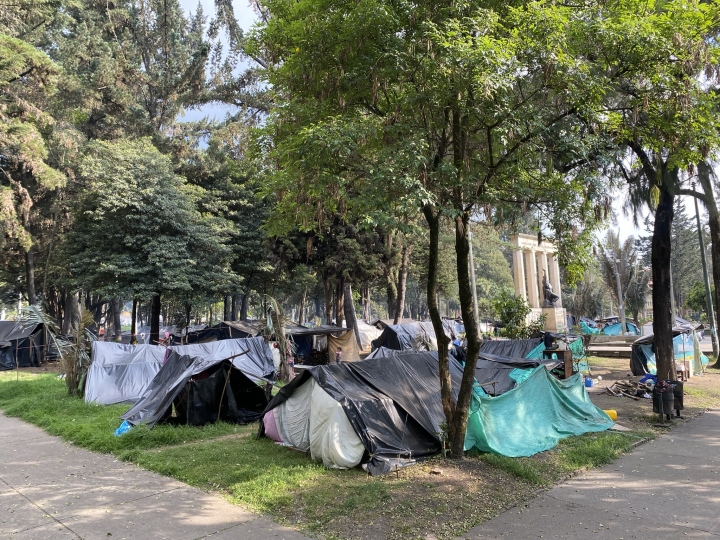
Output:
left=584, top=377, right=594, bottom=388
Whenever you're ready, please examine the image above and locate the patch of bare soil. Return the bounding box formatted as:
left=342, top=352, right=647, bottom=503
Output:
left=12, top=362, right=63, bottom=375
left=296, top=457, right=541, bottom=540
left=586, top=356, right=720, bottom=430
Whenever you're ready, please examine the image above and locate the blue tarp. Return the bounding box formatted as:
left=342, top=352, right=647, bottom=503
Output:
left=465, top=366, right=614, bottom=457
left=602, top=322, right=640, bottom=336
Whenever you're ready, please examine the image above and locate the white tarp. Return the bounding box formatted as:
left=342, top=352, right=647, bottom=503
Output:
left=309, top=382, right=364, bottom=469
left=355, top=320, right=382, bottom=351
left=276, top=378, right=314, bottom=451
left=85, top=342, right=167, bottom=405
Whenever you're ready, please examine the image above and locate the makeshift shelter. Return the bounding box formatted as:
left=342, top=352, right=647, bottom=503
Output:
left=355, top=320, right=382, bottom=351
left=465, top=366, right=613, bottom=457
left=261, top=351, right=463, bottom=475
left=121, top=337, right=274, bottom=428
left=327, top=329, right=361, bottom=362
left=371, top=318, right=415, bottom=329
left=630, top=328, right=709, bottom=376
left=85, top=342, right=167, bottom=405
left=0, top=321, right=44, bottom=370
left=478, top=338, right=544, bottom=359
left=370, top=321, right=446, bottom=351
left=601, top=321, right=640, bottom=335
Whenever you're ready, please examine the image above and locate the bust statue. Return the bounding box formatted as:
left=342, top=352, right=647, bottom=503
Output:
left=542, top=271, right=559, bottom=307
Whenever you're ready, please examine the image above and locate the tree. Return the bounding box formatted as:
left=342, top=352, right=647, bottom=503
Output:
left=686, top=280, right=716, bottom=317
left=66, top=138, right=228, bottom=344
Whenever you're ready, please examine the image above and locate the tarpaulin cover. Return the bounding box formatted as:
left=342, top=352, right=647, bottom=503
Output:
left=465, top=366, right=613, bottom=457
left=308, top=382, right=365, bottom=468
left=479, top=338, right=543, bottom=359
left=580, top=321, right=600, bottom=334
left=327, top=330, right=360, bottom=362
left=630, top=331, right=709, bottom=376
left=85, top=342, right=166, bottom=405
left=365, top=347, right=417, bottom=359
left=474, top=352, right=560, bottom=396
left=0, top=321, right=43, bottom=370
left=262, top=351, right=463, bottom=475
left=121, top=337, right=274, bottom=428
left=602, top=322, right=640, bottom=335
left=355, top=320, right=382, bottom=351
left=370, top=321, right=444, bottom=351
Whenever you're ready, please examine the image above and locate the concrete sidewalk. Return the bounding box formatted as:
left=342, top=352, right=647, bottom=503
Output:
left=0, top=414, right=309, bottom=540
left=461, top=409, right=720, bottom=539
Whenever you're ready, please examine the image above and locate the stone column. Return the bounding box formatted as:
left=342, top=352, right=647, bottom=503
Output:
left=525, top=250, right=539, bottom=308
left=537, top=251, right=549, bottom=305
left=548, top=253, right=562, bottom=307
left=512, top=249, right=527, bottom=301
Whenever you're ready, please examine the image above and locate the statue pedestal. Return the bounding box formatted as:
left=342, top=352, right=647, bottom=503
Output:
left=542, top=307, right=567, bottom=333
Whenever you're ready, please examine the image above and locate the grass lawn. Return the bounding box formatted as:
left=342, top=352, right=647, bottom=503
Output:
left=0, top=369, right=675, bottom=539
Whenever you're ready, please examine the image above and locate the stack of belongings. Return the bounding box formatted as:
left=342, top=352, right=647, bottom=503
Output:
left=260, top=351, right=462, bottom=475
left=121, top=337, right=275, bottom=428
left=85, top=342, right=167, bottom=405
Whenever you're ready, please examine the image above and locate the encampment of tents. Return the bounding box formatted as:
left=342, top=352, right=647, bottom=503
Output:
left=121, top=337, right=275, bottom=428
left=465, top=365, right=614, bottom=457
left=0, top=321, right=44, bottom=370
left=260, top=351, right=463, bottom=475
left=85, top=342, right=167, bottom=405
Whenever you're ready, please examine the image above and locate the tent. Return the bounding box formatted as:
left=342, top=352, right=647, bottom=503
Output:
left=602, top=321, right=640, bottom=335
left=85, top=342, right=167, bottom=405
left=630, top=328, right=709, bottom=376
left=0, top=321, right=44, bottom=370
left=327, top=329, right=361, bottom=362
left=371, top=318, right=415, bottom=329
left=355, top=320, right=382, bottom=351
left=370, top=321, right=447, bottom=351
left=465, top=366, right=614, bottom=457
left=121, top=337, right=275, bottom=428
left=478, top=338, right=544, bottom=359
left=261, top=351, right=463, bottom=475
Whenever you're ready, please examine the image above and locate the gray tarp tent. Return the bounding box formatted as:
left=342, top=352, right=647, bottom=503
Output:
left=121, top=337, right=275, bottom=428
left=0, top=321, right=43, bottom=370
left=370, top=321, right=449, bottom=351
left=478, top=338, right=543, bottom=358
left=84, top=342, right=167, bottom=405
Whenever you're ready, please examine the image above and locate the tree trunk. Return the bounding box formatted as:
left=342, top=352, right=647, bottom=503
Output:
left=240, top=294, right=249, bottom=320
left=387, top=286, right=397, bottom=320
left=343, top=282, right=363, bottom=349
left=112, top=298, right=122, bottom=340
left=697, top=161, right=720, bottom=365
left=224, top=295, right=231, bottom=321
left=323, top=274, right=333, bottom=324
left=452, top=212, right=482, bottom=457
left=394, top=243, right=412, bottom=324
left=652, top=184, right=676, bottom=380
left=231, top=294, right=240, bottom=321
left=422, top=205, right=454, bottom=448
left=362, top=284, right=371, bottom=321
left=185, top=302, right=192, bottom=343
left=25, top=246, right=36, bottom=305
left=131, top=297, right=138, bottom=343
left=335, top=278, right=345, bottom=328
left=298, top=286, right=307, bottom=325
left=150, top=293, right=161, bottom=345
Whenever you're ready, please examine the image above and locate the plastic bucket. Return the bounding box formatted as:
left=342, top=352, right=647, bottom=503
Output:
left=584, top=377, right=594, bottom=388
left=603, top=409, right=618, bottom=421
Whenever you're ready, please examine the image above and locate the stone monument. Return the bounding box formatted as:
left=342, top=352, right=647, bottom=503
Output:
left=509, top=233, right=567, bottom=332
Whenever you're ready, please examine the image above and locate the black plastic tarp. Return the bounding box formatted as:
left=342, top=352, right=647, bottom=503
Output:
left=0, top=321, right=43, bottom=370
left=478, top=338, right=543, bottom=358
left=85, top=342, right=167, bottom=405
left=370, top=321, right=446, bottom=351
left=121, top=337, right=274, bottom=428
left=262, top=351, right=463, bottom=475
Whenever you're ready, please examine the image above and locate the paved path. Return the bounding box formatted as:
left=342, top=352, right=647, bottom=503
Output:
left=0, top=414, right=310, bottom=540
left=461, top=408, right=720, bottom=540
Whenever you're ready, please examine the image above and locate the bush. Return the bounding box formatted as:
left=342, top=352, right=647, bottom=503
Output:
left=493, top=287, right=545, bottom=339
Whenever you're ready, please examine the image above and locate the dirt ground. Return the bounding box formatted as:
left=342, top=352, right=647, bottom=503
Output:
left=585, top=356, right=720, bottom=430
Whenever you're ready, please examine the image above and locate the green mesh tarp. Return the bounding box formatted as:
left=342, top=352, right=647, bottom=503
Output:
left=525, top=342, right=545, bottom=360
left=580, top=321, right=600, bottom=334
left=464, top=366, right=613, bottom=457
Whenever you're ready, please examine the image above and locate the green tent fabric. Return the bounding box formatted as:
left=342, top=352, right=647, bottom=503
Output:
left=580, top=321, right=600, bottom=334
left=525, top=342, right=545, bottom=360
left=464, top=366, right=613, bottom=457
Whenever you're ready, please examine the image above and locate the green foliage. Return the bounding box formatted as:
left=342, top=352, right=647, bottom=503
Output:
left=686, top=280, right=715, bottom=316
left=66, top=138, right=229, bottom=299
